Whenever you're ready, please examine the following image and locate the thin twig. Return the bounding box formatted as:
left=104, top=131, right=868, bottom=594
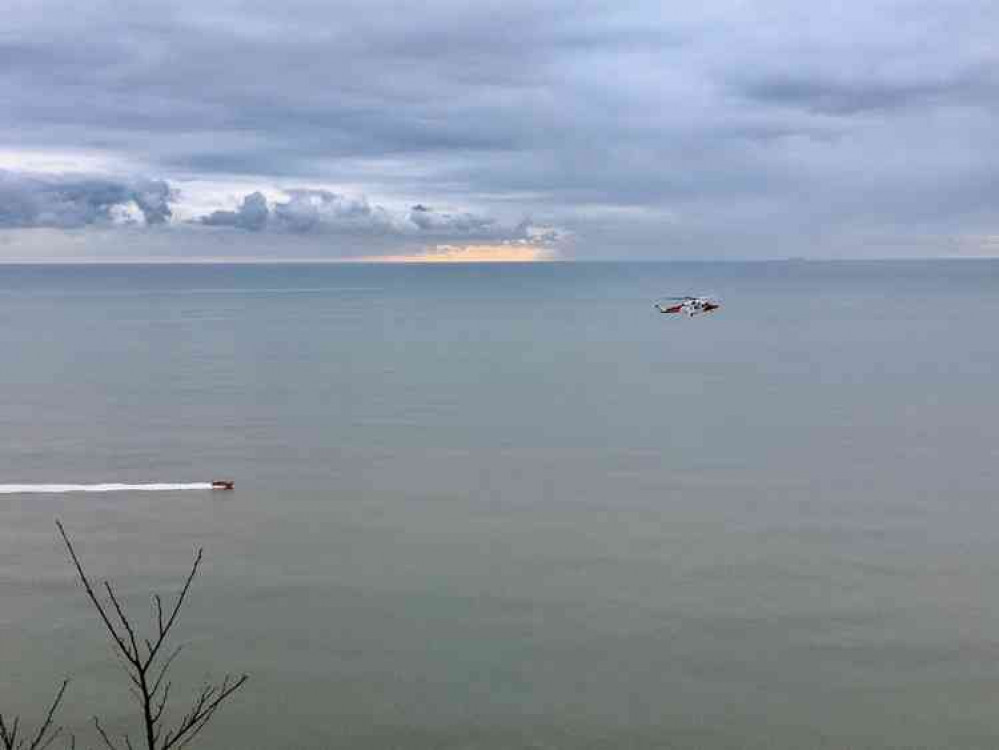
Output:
left=103, top=584, right=139, bottom=662
left=0, top=679, right=70, bottom=750
left=149, top=648, right=183, bottom=700
left=145, top=552, right=201, bottom=666
left=92, top=719, right=119, bottom=750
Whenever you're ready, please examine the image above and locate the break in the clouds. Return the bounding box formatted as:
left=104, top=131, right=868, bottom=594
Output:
left=1, top=0, right=998, bottom=259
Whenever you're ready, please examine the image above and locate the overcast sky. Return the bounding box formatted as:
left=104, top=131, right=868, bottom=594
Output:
left=1, top=0, right=997, bottom=260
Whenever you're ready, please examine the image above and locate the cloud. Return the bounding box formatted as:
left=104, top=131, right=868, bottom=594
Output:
left=406, top=203, right=498, bottom=235
left=197, top=189, right=404, bottom=234
left=734, top=68, right=999, bottom=116
left=192, top=189, right=567, bottom=247
left=2, top=0, right=998, bottom=258
left=271, top=190, right=399, bottom=234
left=0, top=168, right=573, bottom=260
left=516, top=219, right=571, bottom=246
left=0, top=171, right=172, bottom=228
left=200, top=191, right=269, bottom=230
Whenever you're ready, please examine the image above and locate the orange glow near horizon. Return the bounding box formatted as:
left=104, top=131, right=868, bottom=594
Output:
left=359, top=244, right=557, bottom=264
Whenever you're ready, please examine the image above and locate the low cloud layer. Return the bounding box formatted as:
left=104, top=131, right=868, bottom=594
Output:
left=197, top=189, right=559, bottom=245
left=0, top=169, right=567, bottom=258
left=0, top=171, right=172, bottom=228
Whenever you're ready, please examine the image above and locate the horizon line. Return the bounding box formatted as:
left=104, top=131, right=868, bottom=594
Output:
left=0, top=256, right=997, bottom=266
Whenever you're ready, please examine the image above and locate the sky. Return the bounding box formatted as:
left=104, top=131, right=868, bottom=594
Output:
left=1, top=0, right=997, bottom=261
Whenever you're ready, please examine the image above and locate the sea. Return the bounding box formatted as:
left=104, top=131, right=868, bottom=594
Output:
left=1, top=260, right=998, bottom=750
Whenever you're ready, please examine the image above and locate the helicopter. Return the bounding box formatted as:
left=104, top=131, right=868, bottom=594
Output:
left=654, top=296, right=721, bottom=317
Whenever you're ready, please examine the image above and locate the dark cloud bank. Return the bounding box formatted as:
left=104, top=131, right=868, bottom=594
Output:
left=1, top=0, right=998, bottom=258
left=200, top=191, right=512, bottom=238
left=0, top=171, right=172, bottom=228
left=0, top=172, right=557, bottom=250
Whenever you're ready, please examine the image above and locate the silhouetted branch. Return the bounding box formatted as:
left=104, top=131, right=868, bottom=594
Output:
left=56, top=525, right=131, bottom=661
left=0, top=680, right=70, bottom=750
left=92, top=719, right=120, bottom=750
left=55, top=522, right=247, bottom=750
left=103, top=584, right=139, bottom=660
left=161, top=674, right=247, bottom=750
left=149, top=647, right=183, bottom=701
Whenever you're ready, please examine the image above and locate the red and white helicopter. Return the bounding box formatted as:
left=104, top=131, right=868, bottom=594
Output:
left=654, top=296, right=721, bottom=317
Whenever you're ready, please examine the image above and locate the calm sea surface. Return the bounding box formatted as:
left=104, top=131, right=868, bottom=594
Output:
left=1, top=261, right=998, bottom=749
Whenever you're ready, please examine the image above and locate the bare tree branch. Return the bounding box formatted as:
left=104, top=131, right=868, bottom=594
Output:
left=149, top=649, right=182, bottom=700
left=56, top=522, right=246, bottom=750
left=152, top=598, right=164, bottom=640
left=160, top=674, right=247, bottom=750
left=102, top=584, right=139, bottom=662
left=55, top=523, right=133, bottom=663
left=1, top=680, right=70, bottom=750
left=30, top=680, right=69, bottom=750
left=91, top=719, right=119, bottom=750
left=150, top=684, right=170, bottom=729
left=0, top=713, right=17, bottom=750
left=144, top=553, right=201, bottom=667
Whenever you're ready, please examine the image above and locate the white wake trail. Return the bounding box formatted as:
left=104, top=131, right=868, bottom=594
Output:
left=0, top=483, right=214, bottom=494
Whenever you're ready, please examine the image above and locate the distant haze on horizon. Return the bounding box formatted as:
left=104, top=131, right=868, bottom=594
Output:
left=1, top=0, right=998, bottom=262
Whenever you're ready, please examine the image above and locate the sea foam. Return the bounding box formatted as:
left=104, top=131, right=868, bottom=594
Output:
left=0, top=483, right=214, bottom=494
